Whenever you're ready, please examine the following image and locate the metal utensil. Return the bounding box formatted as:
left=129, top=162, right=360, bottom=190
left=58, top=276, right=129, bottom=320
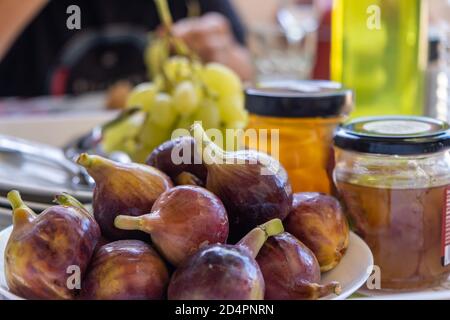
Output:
left=63, top=107, right=140, bottom=167
left=0, top=135, right=92, bottom=187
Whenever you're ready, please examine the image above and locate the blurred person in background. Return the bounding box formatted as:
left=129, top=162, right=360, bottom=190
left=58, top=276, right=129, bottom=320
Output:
left=0, top=0, right=252, bottom=97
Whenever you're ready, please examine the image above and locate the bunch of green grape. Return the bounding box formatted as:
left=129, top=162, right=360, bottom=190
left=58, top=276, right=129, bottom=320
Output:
left=101, top=0, right=248, bottom=162
left=102, top=56, right=248, bottom=163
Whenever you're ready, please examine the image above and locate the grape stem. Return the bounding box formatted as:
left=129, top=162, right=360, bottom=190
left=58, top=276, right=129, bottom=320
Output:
left=154, top=0, right=173, bottom=30
left=153, top=0, right=197, bottom=59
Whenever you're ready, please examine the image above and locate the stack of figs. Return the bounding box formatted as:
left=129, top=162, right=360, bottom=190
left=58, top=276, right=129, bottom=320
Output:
left=4, top=124, right=349, bottom=300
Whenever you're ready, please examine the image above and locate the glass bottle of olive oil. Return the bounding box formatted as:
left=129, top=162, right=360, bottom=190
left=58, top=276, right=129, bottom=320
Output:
left=331, top=0, right=428, bottom=117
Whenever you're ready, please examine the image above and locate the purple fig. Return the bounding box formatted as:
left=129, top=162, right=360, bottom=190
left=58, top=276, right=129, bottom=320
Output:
left=81, top=240, right=169, bottom=300
left=257, top=232, right=341, bottom=300
left=77, top=153, right=173, bottom=240
left=5, top=191, right=100, bottom=300
left=168, top=219, right=284, bottom=300
left=286, top=193, right=349, bottom=272
left=114, top=185, right=228, bottom=266
left=191, top=123, right=292, bottom=242
left=146, top=136, right=207, bottom=183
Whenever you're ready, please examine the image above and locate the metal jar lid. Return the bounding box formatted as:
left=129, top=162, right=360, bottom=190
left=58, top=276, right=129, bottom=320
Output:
left=334, top=116, right=450, bottom=155
left=245, top=80, right=354, bottom=118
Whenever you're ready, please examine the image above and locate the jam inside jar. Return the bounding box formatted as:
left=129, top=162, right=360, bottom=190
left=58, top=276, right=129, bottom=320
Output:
left=334, top=116, right=450, bottom=290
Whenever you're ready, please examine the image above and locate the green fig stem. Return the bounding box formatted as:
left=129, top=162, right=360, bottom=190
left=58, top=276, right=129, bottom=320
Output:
left=191, top=122, right=225, bottom=166
left=114, top=215, right=143, bottom=231
left=76, top=153, right=116, bottom=180
left=7, top=190, right=36, bottom=226
left=54, top=193, right=86, bottom=210
left=237, top=219, right=284, bottom=259
left=76, top=153, right=102, bottom=169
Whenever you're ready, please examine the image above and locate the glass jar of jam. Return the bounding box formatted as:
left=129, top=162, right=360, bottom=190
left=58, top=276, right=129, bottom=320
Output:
left=245, top=81, right=353, bottom=194
left=334, top=116, right=450, bottom=290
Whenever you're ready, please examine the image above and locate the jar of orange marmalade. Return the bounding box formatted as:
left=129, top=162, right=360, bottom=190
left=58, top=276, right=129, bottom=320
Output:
left=245, top=81, right=353, bottom=194
left=334, top=116, right=450, bottom=290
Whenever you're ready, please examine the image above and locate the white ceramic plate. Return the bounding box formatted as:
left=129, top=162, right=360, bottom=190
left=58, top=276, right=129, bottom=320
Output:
left=0, top=226, right=373, bottom=300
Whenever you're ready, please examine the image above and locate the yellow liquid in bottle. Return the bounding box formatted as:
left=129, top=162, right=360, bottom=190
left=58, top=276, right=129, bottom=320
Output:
left=331, top=0, right=428, bottom=117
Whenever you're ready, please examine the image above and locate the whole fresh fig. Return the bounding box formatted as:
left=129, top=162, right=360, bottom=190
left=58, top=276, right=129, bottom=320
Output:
left=77, top=153, right=173, bottom=240
left=191, top=123, right=292, bottom=242
left=5, top=191, right=100, bottom=300
left=168, top=219, right=284, bottom=300
left=81, top=240, right=169, bottom=300
left=286, top=193, right=349, bottom=272
left=257, top=232, right=341, bottom=300
left=115, top=185, right=228, bottom=266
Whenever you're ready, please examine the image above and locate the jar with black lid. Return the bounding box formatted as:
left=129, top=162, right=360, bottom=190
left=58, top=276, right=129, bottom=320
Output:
left=334, top=116, right=450, bottom=290
left=246, top=80, right=353, bottom=194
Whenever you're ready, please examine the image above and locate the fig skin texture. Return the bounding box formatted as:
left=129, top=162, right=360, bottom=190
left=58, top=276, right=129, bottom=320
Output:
left=146, top=136, right=207, bottom=183
left=191, top=123, right=293, bottom=242
left=115, top=185, right=229, bottom=266
left=77, top=153, right=173, bottom=240
left=257, top=232, right=341, bottom=300
left=286, top=193, right=349, bottom=272
left=5, top=191, right=100, bottom=300
left=81, top=240, right=169, bottom=300
left=167, top=219, right=284, bottom=300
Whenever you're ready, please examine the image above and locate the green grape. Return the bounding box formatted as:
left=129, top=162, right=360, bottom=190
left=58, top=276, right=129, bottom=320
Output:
left=163, top=56, right=192, bottom=84
left=132, top=117, right=171, bottom=162
left=149, top=93, right=177, bottom=129
left=173, top=81, right=200, bottom=115
left=192, top=99, right=221, bottom=129
left=145, top=37, right=169, bottom=79
left=102, top=113, right=145, bottom=154
left=201, top=63, right=242, bottom=98
left=217, top=94, right=248, bottom=124
left=126, top=82, right=158, bottom=112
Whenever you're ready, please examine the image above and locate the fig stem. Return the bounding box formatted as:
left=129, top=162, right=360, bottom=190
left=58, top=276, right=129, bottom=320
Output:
left=77, top=153, right=116, bottom=180
left=54, top=193, right=86, bottom=210
left=76, top=153, right=103, bottom=169
left=309, top=282, right=342, bottom=299
left=7, top=190, right=36, bottom=226
left=114, top=215, right=143, bottom=231
left=237, top=219, right=284, bottom=259
left=175, top=172, right=203, bottom=187
left=191, top=123, right=225, bottom=166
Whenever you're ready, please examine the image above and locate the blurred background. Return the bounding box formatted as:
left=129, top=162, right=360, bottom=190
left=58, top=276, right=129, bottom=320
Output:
left=0, top=0, right=450, bottom=226
left=0, top=0, right=450, bottom=146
